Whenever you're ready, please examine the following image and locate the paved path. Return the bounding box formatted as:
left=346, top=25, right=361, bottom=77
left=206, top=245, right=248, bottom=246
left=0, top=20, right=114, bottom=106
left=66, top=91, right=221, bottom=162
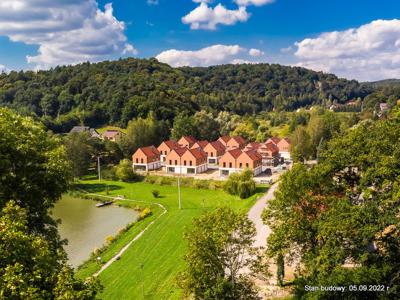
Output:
left=248, top=183, right=279, bottom=248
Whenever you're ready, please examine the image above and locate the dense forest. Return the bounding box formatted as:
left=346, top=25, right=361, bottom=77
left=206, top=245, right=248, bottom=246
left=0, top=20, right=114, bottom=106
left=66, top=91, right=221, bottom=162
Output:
left=0, top=58, right=373, bottom=132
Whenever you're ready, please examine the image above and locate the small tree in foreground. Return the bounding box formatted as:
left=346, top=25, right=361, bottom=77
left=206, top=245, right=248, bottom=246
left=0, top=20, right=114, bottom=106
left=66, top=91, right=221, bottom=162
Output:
left=224, top=169, right=256, bottom=199
left=115, top=159, right=139, bottom=182
left=178, top=207, right=266, bottom=299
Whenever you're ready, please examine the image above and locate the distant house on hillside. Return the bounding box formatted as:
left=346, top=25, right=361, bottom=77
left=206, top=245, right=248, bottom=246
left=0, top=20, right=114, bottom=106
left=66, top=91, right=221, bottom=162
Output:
left=157, top=140, right=180, bottom=164
left=69, top=126, right=100, bottom=138
left=165, top=147, right=207, bottom=175
left=178, top=136, right=197, bottom=148
left=102, top=130, right=125, bottom=142
left=132, top=146, right=161, bottom=172
left=277, top=137, right=291, bottom=160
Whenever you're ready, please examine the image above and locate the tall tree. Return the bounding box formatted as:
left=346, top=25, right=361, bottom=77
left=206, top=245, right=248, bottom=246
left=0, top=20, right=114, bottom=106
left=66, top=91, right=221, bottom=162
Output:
left=178, top=207, right=264, bottom=300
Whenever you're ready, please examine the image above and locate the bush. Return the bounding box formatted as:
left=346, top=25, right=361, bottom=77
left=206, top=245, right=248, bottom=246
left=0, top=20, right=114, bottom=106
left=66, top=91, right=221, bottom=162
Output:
left=224, top=169, right=256, bottom=199
left=115, top=159, right=140, bottom=182
left=101, top=167, right=117, bottom=181
left=152, top=190, right=160, bottom=198
left=139, top=207, right=152, bottom=220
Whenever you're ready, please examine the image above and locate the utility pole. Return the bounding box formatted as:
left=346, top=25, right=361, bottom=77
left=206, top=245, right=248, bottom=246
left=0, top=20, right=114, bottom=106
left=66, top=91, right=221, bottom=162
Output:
left=97, top=156, right=101, bottom=182
left=178, top=156, right=182, bottom=209
left=140, top=263, right=144, bottom=299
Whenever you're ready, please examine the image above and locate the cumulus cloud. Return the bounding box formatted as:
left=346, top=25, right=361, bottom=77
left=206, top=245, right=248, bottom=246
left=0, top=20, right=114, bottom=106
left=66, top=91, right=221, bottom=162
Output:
left=294, top=19, right=400, bottom=81
left=249, top=48, right=264, bottom=57
left=234, top=0, right=274, bottom=6
left=156, top=44, right=250, bottom=67
left=147, top=0, right=159, bottom=5
left=0, top=65, right=8, bottom=73
left=0, top=0, right=136, bottom=69
left=182, top=2, right=249, bottom=30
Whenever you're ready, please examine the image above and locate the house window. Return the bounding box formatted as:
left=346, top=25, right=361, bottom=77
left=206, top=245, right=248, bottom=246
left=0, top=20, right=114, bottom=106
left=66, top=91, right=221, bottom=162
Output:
left=136, top=158, right=139, bottom=163
left=223, top=162, right=226, bottom=167
left=169, top=160, right=172, bottom=165
left=184, top=160, right=187, bottom=166
left=239, top=163, right=242, bottom=168
left=175, top=160, right=178, bottom=165
left=229, top=162, right=232, bottom=168
left=246, top=163, right=249, bottom=168
left=190, top=161, right=193, bottom=166
left=187, top=168, right=195, bottom=174
left=206, top=152, right=208, bottom=156
left=141, top=158, right=144, bottom=163
left=211, top=152, right=214, bottom=157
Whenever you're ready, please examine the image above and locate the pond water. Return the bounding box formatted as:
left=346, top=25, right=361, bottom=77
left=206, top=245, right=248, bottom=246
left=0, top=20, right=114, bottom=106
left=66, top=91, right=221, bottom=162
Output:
left=52, top=195, right=138, bottom=268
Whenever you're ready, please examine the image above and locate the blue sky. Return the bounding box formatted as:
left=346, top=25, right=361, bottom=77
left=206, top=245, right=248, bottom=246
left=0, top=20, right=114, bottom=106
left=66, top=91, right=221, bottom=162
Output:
left=0, top=0, right=400, bottom=81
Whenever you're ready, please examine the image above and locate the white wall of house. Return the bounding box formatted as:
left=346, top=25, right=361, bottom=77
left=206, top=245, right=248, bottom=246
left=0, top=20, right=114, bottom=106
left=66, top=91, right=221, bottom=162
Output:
left=279, top=152, right=291, bottom=160
left=207, top=156, right=221, bottom=169
left=160, top=155, right=167, bottom=165
left=165, top=163, right=208, bottom=175
left=133, top=161, right=161, bottom=172
left=219, top=166, right=262, bottom=177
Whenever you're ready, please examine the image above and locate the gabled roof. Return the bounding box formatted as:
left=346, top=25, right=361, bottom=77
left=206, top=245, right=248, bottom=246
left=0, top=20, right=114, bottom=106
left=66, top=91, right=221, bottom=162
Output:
left=188, top=147, right=207, bottom=160
left=209, top=140, right=226, bottom=152
left=268, top=137, right=281, bottom=145
left=103, top=130, right=123, bottom=138
left=191, top=140, right=209, bottom=149
left=283, top=137, right=291, bottom=144
left=219, top=135, right=231, bottom=143
left=226, top=148, right=243, bottom=159
left=138, top=146, right=160, bottom=158
left=231, top=136, right=246, bottom=145
left=244, top=149, right=262, bottom=161
left=173, top=147, right=188, bottom=157
left=159, top=140, right=180, bottom=150
left=246, top=142, right=261, bottom=149
left=70, top=126, right=90, bottom=133
left=180, top=136, right=197, bottom=144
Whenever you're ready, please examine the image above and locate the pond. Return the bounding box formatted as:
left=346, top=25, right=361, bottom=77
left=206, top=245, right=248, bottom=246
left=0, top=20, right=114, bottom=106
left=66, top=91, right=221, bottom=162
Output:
left=52, top=195, right=139, bottom=268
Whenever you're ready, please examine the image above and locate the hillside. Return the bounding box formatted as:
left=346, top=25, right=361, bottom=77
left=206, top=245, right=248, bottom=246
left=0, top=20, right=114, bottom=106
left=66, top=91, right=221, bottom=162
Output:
left=0, top=58, right=372, bottom=132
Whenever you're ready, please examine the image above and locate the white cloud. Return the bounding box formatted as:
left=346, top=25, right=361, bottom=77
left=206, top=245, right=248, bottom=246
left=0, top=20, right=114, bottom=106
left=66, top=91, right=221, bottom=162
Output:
left=234, top=0, right=274, bottom=6
left=280, top=46, right=293, bottom=53
left=147, top=0, right=159, bottom=5
left=294, top=19, right=400, bottom=81
left=0, top=65, right=8, bottom=73
left=0, top=0, right=136, bottom=69
left=249, top=48, right=264, bottom=57
left=182, top=3, right=249, bottom=30
left=156, top=44, right=247, bottom=67
left=231, top=58, right=258, bottom=64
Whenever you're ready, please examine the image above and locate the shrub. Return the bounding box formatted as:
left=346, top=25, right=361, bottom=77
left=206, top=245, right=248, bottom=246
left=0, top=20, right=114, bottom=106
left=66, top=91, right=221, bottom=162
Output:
left=152, top=190, right=160, bottom=198
left=224, top=169, right=257, bottom=199
left=105, top=235, right=114, bottom=244
left=139, top=207, right=152, bottom=220
left=101, top=166, right=117, bottom=181
left=115, top=159, right=140, bottom=182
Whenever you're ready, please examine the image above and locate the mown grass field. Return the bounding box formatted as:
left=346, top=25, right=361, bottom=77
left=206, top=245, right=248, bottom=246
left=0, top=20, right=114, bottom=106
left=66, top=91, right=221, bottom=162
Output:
left=76, top=179, right=267, bottom=299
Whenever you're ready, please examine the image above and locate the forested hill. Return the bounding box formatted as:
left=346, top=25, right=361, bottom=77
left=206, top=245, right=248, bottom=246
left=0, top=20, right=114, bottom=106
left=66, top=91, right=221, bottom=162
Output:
left=0, top=58, right=372, bottom=131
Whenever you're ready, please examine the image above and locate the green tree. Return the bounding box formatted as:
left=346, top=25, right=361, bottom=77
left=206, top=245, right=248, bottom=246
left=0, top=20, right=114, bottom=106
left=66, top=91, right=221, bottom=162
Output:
left=290, top=126, right=313, bottom=162
left=263, top=112, right=400, bottom=299
left=178, top=207, right=264, bottom=300
left=193, top=110, right=220, bottom=141
left=64, top=132, right=93, bottom=178
left=171, top=113, right=198, bottom=141
left=224, top=169, right=256, bottom=199
left=0, top=108, right=70, bottom=239
left=0, top=201, right=100, bottom=299
left=115, top=159, right=139, bottom=182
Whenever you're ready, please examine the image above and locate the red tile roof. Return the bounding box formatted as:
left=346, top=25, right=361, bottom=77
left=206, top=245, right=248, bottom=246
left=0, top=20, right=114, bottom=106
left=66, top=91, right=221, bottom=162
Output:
left=181, top=136, right=197, bottom=144
left=232, top=136, right=246, bottom=145
left=162, top=140, right=180, bottom=150
left=269, top=137, right=281, bottom=144
left=192, top=140, right=209, bottom=149
left=219, top=135, right=231, bottom=143
left=188, top=147, right=207, bottom=160
left=245, top=149, right=262, bottom=161
left=227, top=148, right=243, bottom=159
left=210, top=140, right=226, bottom=152
left=246, top=142, right=261, bottom=149
left=140, top=146, right=160, bottom=158
left=174, top=147, right=187, bottom=157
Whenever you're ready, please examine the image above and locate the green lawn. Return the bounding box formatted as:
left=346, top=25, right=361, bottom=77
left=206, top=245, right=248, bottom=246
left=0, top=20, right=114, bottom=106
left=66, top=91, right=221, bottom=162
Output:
left=76, top=180, right=267, bottom=299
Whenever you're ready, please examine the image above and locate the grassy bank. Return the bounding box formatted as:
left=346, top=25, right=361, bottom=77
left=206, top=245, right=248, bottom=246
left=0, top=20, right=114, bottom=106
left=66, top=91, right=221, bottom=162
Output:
left=75, top=179, right=267, bottom=299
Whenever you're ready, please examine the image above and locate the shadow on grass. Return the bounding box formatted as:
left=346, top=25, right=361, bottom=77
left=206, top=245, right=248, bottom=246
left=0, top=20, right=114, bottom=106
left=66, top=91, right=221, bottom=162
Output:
left=255, top=185, right=269, bottom=194
left=75, top=183, right=122, bottom=194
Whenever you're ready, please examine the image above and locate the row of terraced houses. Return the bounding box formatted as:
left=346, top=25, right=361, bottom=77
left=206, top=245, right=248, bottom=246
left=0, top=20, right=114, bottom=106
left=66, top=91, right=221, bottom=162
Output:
left=131, top=135, right=291, bottom=177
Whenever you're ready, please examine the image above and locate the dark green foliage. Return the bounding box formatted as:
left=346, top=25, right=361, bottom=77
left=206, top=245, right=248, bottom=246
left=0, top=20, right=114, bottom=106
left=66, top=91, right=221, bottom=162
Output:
left=178, top=207, right=263, bottom=299
left=263, top=110, right=400, bottom=299
left=224, top=169, right=256, bottom=199
left=152, top=190, right=160, bottom=198
left=0, top=59, right=372, bottom=132
left=115, top=159, right=140, bottom=182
